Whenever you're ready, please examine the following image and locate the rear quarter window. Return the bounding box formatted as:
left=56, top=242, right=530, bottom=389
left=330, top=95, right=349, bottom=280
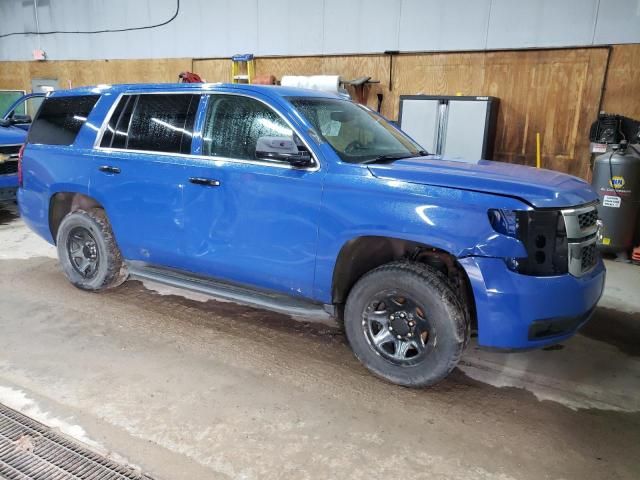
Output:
left=28, top=95, right=99, bottom=146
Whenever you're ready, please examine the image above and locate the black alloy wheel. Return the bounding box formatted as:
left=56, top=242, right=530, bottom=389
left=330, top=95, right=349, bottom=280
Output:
left=66, top=226, right=100, bottom=279
left=363, top=290, right=434, bottom=366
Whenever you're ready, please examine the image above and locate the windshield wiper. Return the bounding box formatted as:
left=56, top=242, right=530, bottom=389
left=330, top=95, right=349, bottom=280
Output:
left=360, top=151, right=429, bottom=165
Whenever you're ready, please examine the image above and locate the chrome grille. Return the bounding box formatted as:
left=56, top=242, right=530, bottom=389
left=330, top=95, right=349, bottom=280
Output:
left=578, top=209, right=598, bottom=230
left=581, top=243, right=598, bottom=271
left=0, top=403, right=154, bottom=480
left=562, top=203, right=600, bottom=276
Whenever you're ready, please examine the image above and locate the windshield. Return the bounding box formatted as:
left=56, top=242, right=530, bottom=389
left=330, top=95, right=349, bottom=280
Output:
left=289, top=97, right=425, bottom=163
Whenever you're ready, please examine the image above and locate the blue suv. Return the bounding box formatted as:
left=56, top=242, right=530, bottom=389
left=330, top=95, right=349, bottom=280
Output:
left=18, top=83, right=605, bottom=386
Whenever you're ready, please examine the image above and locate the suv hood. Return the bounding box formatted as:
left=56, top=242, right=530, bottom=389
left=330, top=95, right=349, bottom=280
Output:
left=0, top=125, right=27, bottom=145
left=367, top=156, right=597, bottom=208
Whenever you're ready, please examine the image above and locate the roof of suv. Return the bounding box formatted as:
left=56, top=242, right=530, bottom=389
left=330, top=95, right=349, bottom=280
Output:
left=48, top=83, right=345, bottom=101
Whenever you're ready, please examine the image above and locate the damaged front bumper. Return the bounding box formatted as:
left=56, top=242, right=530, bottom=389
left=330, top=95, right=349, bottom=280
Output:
left=459, top=256, right=606, bottom=349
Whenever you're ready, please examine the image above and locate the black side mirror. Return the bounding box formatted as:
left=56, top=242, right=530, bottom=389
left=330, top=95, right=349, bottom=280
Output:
left=0, top=118, right=10, bottom=128
left=11, top=114, right=32, bottom=125
left=255, top=136, right=313, bottom=167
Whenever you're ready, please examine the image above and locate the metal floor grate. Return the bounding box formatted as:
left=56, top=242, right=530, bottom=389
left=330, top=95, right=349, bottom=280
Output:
left=0, top=403, right=154, bottom=480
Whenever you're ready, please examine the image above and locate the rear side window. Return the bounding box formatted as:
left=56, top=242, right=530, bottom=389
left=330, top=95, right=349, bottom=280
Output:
left=28, top=95, right=99, bottom=145
left=100, top=94, right=198, bottom=154
left=101, top=94, right=198, bottom=154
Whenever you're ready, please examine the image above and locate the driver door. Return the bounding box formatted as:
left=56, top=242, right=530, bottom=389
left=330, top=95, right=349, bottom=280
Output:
left=2, top=93, right=45, bottom=131
left=181, top=93, right=325, bottom=298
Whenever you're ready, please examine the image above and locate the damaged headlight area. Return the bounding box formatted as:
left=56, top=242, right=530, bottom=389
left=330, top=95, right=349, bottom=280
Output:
left=488, top=209, right=569, bottom=276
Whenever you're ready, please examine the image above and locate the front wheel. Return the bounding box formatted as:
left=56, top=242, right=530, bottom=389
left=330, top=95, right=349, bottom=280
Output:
left=344, top=261, right=469, bottom=387
left=56, top=208, right=128, bottom=291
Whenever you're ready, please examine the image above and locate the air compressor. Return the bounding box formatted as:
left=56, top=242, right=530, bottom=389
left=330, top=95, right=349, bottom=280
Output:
left=589, top=113, right=640, bottom=259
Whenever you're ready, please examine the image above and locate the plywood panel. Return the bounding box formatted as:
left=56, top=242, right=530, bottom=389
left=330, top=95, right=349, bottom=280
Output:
left=191, top=59, right=230, bottom=83
left=393, top=48, right=608, bottom=178
left=0, top=62, right=30, bottom=91
left=393, top=53, right=486, bottom=107
left=602, top=44, right=640, bottom=120
left=256, top=55, right=390, bottom=114
left=0, top=58, right=191, bottom=93
left=0, top=47, right=616, bottom=179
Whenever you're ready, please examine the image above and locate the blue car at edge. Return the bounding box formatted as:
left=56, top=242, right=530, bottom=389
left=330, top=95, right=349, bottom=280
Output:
left=17, top=83, right=606, bottom=387
left=0, top=93, right=45, bottom=204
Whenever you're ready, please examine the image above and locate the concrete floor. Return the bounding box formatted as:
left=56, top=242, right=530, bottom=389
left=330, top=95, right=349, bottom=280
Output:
left=0, top=204, right=639, bottom=480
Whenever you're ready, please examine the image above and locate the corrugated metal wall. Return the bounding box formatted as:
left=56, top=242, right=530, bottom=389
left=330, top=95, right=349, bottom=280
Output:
left=1, top=0, right=640, bottom=61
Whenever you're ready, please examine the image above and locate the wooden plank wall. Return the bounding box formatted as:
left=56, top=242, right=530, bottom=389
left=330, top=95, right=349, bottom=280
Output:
left=0, top=58, right=191, bottom=91
left=392, top=49, right=608, bottom=178
left=1, top=45, right=639, bottom=178
left=194, top=56, right=389, bottom=112
left=601, top=44, right=640, bottom=120
left=197, top=48, right=609, bottom=178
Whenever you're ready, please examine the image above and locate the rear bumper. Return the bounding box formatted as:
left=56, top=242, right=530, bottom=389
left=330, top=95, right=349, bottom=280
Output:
left=460, top=256, right=606, bottom=349
left=17, top=187, right=54, bottom=243
left=0, top=174, right=18, bottom=203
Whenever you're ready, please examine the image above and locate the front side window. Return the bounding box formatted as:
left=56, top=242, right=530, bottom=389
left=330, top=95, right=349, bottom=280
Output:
left=202, top=94, right=294, bottom=161
left=101, top=93, right=198, bottom=154
left=28, top=95, right=99, bottom=146
left=289, top=97, right=424, bottom=163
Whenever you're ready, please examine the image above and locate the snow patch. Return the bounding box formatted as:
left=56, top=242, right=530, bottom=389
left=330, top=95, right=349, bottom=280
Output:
left=460, top=334, right=640, bottom=412
left=0, top=385, right=101, bottom=449
left=0, top=221, right=56, bottom=260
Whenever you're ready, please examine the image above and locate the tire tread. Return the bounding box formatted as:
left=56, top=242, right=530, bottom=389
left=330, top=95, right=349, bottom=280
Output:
left=56, top=208, right=127, bottom=291
left=344, top=260, right=469, bottom=387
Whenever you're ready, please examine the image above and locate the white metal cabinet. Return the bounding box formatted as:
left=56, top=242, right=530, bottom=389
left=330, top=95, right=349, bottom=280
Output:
left=398, top=95, right=499, bottom=160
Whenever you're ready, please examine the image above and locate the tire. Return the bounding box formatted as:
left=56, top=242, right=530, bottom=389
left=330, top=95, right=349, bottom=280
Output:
left=344, top=261, right=469, bottom=387
left=56, top=208, right=128, bottom=291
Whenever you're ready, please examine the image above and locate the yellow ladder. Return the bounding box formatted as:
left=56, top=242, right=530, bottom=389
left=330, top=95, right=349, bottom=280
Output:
left=231, top=54, right=255, bottom=84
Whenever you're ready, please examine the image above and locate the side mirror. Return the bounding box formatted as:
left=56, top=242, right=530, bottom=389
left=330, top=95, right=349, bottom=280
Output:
left=255, top=136, right=313, bottom=167
left=11, top=114, right=32, bottom=125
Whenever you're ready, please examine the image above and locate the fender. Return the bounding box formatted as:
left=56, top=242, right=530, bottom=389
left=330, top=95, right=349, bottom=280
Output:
left=313, top=162, right=531, bottom=302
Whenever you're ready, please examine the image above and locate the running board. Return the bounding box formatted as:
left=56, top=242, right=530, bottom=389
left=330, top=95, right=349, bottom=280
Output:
left=127, top=262, right=335, bottom=325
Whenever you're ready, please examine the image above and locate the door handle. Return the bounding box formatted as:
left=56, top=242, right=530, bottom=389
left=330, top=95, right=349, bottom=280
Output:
left=99, top=165, right=121, bottom=174
left=189, top=177, right=221, bottom=187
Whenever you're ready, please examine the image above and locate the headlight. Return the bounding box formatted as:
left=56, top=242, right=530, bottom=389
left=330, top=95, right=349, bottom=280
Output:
left=488, top=208, right=569, bottom=276
left=487, top=209, right=519, bottom=238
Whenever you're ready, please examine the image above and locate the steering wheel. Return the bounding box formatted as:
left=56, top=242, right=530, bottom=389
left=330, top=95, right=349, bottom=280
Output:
left=344, top=140, right=366, bottom=154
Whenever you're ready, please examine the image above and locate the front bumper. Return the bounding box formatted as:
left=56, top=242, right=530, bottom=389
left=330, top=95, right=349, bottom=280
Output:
left=460, top=256, right=606, bottom=349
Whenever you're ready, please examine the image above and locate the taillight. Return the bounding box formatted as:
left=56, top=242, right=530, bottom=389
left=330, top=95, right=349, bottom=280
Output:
left=18, top=144, right=25, bottom=187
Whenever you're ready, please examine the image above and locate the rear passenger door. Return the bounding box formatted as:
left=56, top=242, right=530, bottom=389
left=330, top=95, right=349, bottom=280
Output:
left=91, top=92, right=199, bottom=266
left=181, top=93, right=324, bottom=298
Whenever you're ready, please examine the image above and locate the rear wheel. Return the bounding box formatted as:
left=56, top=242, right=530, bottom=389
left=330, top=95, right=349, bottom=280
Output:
left=56, top=208, right=127, bottom=291
left=344, top=261, right=468, bottom=387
